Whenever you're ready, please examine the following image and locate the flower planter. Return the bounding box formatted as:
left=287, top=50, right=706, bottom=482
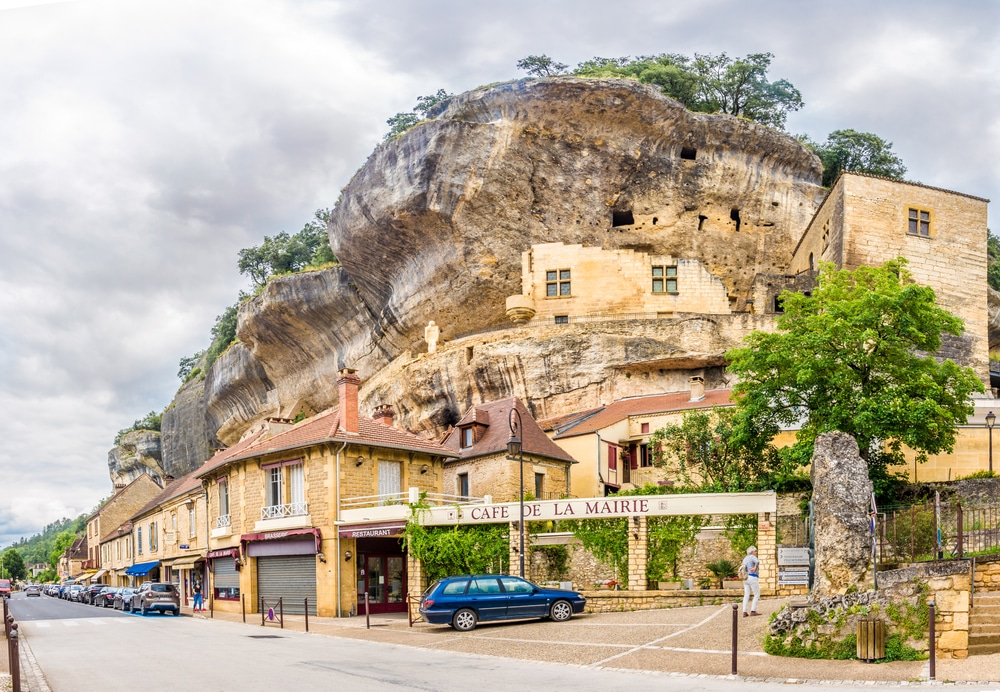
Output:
left=723, top=580, right=744, bottom=590
left=658, top=581, right=682, bottom=590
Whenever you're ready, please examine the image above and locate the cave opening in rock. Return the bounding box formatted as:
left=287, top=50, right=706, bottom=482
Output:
left=612, top=210, right=635, bottom=227
left=698, top=215, right=707, bottom=231
left=680, top=147, right=697, bottom=160
left=730, top=208, right=741, bottom=232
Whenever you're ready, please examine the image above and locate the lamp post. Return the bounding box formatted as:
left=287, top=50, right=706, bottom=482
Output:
left=987, top=411, right=996, bottom=475
left=507, top=407, right=524, bottom=578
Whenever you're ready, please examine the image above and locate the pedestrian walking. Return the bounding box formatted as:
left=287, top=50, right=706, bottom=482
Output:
left=741, top=545, right=760, bottom=617
left=193, top=580, right=203, bottom=611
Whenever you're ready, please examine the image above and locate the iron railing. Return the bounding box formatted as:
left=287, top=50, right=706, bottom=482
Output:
left=876, top=501, right=1000, bottom=564
left=214, top=514, right=232, bottom=529
left=340, top=492, right=486, bottom=510
left=260, top=502, right=308, bottom=520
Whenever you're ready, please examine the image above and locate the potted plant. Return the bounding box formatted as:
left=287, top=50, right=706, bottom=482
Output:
left=657, top=577, right=682, bottom=590
left=697, top=576, right=713, bottom=590
left=704, top=559, right=738, bottom=589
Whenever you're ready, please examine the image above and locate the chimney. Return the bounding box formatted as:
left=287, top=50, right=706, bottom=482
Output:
left=338, top=368, right=361, bottom=434
left=373, top=404, right=395, bottom=427
left=689, top=376, right=705, bottom=402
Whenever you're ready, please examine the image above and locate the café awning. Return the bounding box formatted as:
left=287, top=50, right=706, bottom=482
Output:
left=125, top=560, right=160, bottom=577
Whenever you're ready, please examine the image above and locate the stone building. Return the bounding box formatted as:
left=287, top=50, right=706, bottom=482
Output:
left=440, top=398, right=576, bottom=502
left=197, top=369, right=455, bottom=618
left=84, top=474, right=162, bottom=584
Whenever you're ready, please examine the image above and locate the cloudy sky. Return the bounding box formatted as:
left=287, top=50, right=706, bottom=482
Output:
left=1, top=0, right=998, bottom=549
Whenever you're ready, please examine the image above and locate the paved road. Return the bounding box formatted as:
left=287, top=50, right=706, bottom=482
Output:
left=6, top=594, right=1000, bottom=691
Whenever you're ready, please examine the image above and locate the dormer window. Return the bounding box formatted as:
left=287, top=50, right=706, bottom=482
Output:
left=460, top=426, right=474, bottom=449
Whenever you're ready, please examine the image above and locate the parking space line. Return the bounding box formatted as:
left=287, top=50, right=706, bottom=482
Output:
left=62, top=621, right=79, bottom=627
left=588, top=604, right=730, bottom=668
left=33, top=622, right=50, bottom=628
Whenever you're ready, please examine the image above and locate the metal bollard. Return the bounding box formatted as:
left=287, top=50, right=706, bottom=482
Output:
left=279, top=598, right=284, bottom=630
left=10, top=622, right=20, bottom=692
left=731, top=603, right=739, bottom=675
left=365, top=593, right=370, bottom=630
left=929, top=600, right=936, bottom=681
left=304, top=599, right=309, bottom=632
left=241, top=593, right=246, bottom=624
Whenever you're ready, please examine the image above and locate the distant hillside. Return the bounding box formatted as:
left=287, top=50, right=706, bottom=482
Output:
left=5, top=515, right=85, bottom=565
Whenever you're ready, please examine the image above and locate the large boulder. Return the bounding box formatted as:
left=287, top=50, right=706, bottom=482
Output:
left=810, top=432, right=874, bottom=597
left=107, top=430, right=165, bottom=488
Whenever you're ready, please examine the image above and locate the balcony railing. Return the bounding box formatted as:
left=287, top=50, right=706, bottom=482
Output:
left=341, top=492, right=485, bottom=511
left=214, top=514, right=232, bottom=529
left=260, top=502, right=309, bottom=521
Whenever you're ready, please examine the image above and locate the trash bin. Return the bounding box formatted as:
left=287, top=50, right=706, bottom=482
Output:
left=856, top=618, right=886, bottom=661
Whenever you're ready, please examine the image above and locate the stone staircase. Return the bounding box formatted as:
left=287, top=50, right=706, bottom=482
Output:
left=969, top=591, right=1000, bottom=655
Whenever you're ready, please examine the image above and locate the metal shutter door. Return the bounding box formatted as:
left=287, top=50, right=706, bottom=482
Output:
left=256, top=555, right=317, bottom=615
left=213, top=558, right=239, bottom=589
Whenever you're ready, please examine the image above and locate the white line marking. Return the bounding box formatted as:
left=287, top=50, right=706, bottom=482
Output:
left=63, top=621, right=79, bottom=627
left=33, top=622, right=50, bottom=628
left=589, top=604, right=731, bottom=667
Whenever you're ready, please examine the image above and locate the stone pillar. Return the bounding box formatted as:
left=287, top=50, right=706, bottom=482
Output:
left=627, top=516, right=648, bottom=591
left=406, top=551, right=424, bottom=621
left=757, top=511, right=777, bottom=594
left=509, top=521, right=522, bottom=577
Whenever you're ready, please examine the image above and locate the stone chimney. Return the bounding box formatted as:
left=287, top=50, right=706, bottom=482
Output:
left=689, top=376, right=705, bottom=402
left=373, top=404, right=395, bottom=427
left=338, top=368, right=361, bottom=434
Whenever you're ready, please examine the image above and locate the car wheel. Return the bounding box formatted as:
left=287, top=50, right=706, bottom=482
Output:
left=452, top=608, right=477, bottom=632
left=550, top=600, right=573, bottom=622
left=141, top=604, right=149, bottom=616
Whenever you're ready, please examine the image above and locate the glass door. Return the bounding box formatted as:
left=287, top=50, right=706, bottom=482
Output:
left=360, top=554, right=407, bottom=614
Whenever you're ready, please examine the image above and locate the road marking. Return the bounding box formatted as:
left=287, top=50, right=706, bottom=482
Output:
left=63, top=621, right=79, bottom=627
left=33, top=622, right=50, bottom=628
left=588, top=604, right=730, bottom=668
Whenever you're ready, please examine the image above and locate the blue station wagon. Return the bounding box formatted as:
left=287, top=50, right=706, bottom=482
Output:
left=419, top=575, right=586, bottom=631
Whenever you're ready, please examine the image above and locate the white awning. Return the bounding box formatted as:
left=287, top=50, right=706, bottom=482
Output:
left=91, top=569, right=108, bottom=581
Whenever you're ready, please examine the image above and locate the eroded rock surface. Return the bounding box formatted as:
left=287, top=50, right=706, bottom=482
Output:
left=160, top=376, right=216, bottom=478
left=108, top=430, right=165, bottom=487
left=810, top=432, right=874, bottom=597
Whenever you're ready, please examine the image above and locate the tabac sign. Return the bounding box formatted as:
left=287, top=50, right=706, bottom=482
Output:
left=412, top=491, right=776, bottom=527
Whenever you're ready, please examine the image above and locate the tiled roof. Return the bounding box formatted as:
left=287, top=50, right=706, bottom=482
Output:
left=536, top=407, right=603, bottom=433
left=131, top=465, right=207, bottom=521
left=442, top=398, right=576, bottom=464
left=554, top=389, right=733, bottom=439
left=197, top=406, right=455, bottom=476
left=100, top=521, right=132, bottom=545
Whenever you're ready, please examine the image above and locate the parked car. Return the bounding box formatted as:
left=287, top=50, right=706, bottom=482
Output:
left=114, top=587, right=137, bottom=612
left=96, top=587, right=119, bottom=608
left=67, top=584, right=84, bottom=601
left=419, top=575, right=586, bottom=632
left=0, top=579, right=11, bottom=598
left=129, top=583, right=180, bottom=616
left=82, top=584, right=106, bottom=605
left=24, top=584, right=42, bottom=597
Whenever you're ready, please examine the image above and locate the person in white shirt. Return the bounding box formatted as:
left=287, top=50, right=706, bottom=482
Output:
left=741, top=545, right=760, bottom=617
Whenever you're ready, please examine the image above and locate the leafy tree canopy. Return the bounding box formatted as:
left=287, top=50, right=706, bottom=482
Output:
left=726, top=258, right=984, bottom=497
left=572, top=51, right=802, bottom=129
left=988, top=231, right=1000, bottom=293
left=49, top=531, right=78, bottom=569
left=114, top=410, right=162, bottom=445
left=801, top=129, right=907, bottom=187
left=516, top=54, right=568, bottom=77
left=1, top=547, right=27, bottom=581
left=384, top=89, right=454, bottom=141
left=237, top=208, right=337, bottom=289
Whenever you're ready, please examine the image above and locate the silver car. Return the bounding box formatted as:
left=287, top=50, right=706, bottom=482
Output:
left=24, top=584, right=42, bottom=597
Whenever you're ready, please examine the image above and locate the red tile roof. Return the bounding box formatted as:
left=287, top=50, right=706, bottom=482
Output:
left=131, top=465, right=207, bottom=521
left=553, top=389, right=733, bottom=439
left=100, top=521, right=132, bottom=545
left=442, top=398, right=576, bottom=464
left=537, top=407, right=603, bottom=433
left=196, top=406, right=455, bottom=477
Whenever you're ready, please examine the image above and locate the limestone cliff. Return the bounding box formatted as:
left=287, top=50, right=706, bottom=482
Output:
left=107, top=430, right=165, bottom=488
left=160, top=376, right=217, bottom=478
left=200, top=77, right=824, bottom=445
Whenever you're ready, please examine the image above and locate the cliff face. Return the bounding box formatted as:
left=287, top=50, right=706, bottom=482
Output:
left=197, top=77, right=824, bottom=445
left=160, top=376, right=216, bottom=478
left=107, top=431, right=165, bottom=487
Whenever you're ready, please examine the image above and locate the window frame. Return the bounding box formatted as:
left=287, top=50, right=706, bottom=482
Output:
left=545, top=269, right=572, bottom=297
left=652, top=265, right=678, bottom=294
left=907, top=206, right=933, bottom=238
left=460, top=426, right=474, bottom=449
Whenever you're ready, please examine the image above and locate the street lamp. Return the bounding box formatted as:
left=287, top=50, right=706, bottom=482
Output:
left=987, top=411, right=996, bottom=475
left=507, top=407, right=524, bottom=578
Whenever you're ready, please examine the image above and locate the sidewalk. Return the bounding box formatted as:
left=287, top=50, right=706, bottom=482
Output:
left=189, top=598, right=1000, bottom=685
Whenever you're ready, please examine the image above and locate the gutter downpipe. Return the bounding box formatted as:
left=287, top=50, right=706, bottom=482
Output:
left=335, top=439, right=348, bottom=618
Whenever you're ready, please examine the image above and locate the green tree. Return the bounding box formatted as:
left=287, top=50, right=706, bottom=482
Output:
left=204, top=303, right=239, bottom=368
left=49, top=531, right=77, bottom=569
left=114, top=410, right=162, bottom=445
left=987, top=230, right=1000, bottom=292
left=383, top=89, right=454, bottom=141
left=805, top=129, right=907, bottom=187
left=516, top=54, right=568, bottom=77
left=650, top=407, right=798, bottom=492
left=237, top=209, right=339, bottom=288
left=726, top=258, right=984, bottom=497
left=177, top=351, right=204, bottom=381
left=1, top=547, right=27, bottom=581
left=690, top=52, right=803, bottom=129
left=574, top=54, right=700, bottom=109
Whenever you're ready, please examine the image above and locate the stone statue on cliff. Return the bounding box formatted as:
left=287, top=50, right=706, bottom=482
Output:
left=424, top=320, right=440, bottom=354
left=810, top=431, right=874, bottom=598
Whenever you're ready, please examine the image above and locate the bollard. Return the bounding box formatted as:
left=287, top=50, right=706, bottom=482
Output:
left=304, top=598, right=309, bottom=632
left=279, top=598, right=284, bottom=630
left=365, top=593, right=370, bottom=630
left=929, top=600, right=936, bottom=681
left=210, top=596, right=214, bottom=619
left=10, top=622, right=20, bottom=692
left=241, top=593, right=246, bottom=624
left=731, top=603, right=739, bottom=675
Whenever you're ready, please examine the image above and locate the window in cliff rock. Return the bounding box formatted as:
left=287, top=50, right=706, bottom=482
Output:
left=774, top=295, right=785, bottom=313
left=730, top=208, right=742, bottom=232
left=680, top=147, right=697, bottom=160
left=698, top=215, right=707, bottom=231
left=652, top=265, right=678, bottom=294
left=612, top=210, right=635, bottom=227
left=554, top=315, right=569, bottom=324
left=546, top=269, right=571, bottom=297
left=652, top=217, right=658, bottom=225
left=907, top=207, right=932, bottom=237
